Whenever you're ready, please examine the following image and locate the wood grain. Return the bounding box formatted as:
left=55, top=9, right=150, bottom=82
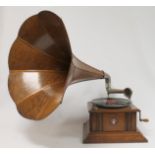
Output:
left=83, top=103, right=148, bottom=143
left=8, top=11, right=105, bottom=120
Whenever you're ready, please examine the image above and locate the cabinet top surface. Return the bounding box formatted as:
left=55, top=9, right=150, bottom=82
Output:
left=88, top=103, right=139, bottom=113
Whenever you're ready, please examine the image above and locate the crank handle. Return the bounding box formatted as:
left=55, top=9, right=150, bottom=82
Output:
left=138, top=110, right=149, bottom=122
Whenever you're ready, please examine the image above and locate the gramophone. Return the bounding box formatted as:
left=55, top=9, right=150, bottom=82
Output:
left=8, top=11, right=148, bottom=143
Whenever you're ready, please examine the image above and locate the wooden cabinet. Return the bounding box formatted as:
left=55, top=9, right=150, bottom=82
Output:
left=83, top=103, right=147, bottom=143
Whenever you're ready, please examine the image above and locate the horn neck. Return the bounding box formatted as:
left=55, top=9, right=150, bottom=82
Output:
left=66, top=55, right=105, bottom=85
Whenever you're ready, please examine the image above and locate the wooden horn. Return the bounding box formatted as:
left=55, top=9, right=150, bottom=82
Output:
left=8, top=11, right=105, bottom=120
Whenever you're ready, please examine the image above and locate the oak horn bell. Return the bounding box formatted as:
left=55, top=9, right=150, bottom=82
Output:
left=8, top=11, right=105, bottom=120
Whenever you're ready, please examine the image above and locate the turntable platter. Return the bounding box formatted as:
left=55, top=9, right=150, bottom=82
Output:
left=91, top=97, right=131, bottom=108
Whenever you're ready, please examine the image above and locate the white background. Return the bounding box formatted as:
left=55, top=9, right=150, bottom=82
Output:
left=0, top=7, right=155, bottom=147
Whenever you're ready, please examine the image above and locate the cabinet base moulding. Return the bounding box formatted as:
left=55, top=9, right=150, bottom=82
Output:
left=83, top=121, right=147, bottom=143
